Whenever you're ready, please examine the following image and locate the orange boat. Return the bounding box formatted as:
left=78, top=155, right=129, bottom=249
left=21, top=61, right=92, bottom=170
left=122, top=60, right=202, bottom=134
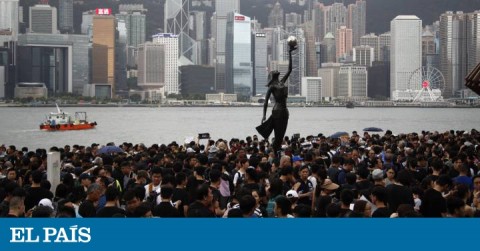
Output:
left=39, top=104, right=97, bottom=131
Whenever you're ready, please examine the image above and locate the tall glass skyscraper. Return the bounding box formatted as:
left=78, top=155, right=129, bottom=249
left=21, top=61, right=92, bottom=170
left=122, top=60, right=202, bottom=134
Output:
left=214, top=0, right=239, bottom=92
left=390, top=15, right=422, bottom=100
left=440, top=11, right=467, bottom=98
left=225, top=13, right=252, bottom=100
left=59, top=0, right=73, bottom=33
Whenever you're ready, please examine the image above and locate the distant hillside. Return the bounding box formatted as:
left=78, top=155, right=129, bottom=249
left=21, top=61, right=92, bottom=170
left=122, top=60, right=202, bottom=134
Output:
left=241, top=0, right=480, bottom=34
left=19, top=0, right=480, bottom=36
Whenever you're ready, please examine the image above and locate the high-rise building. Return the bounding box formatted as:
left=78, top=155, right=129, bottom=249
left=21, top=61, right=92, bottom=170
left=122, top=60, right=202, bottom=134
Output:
left=225, top=13, right=252, bottom=100
left=326, top=3, right=346, bottom=35
left=0, top=0, right=19, bottom=40
left=301, top=77, right=322, bottom=103
left=468, top=11, right=480, bottom=78
left=378, top=32, right=391, bottom=62
left=360, top=33, right=379, bottom=61
left=312, top=2, right=326, bottom=42
left=152, top=33, right=179, bottom=95
left=320, top=32, right=336, bottom=64
left=116, top=10, right=146, bottom=48
left=353, top=45, right=374, bottom=67
left=180, top=65, right=215, bottom=96
left=58, top=0, right=73, bottom=33
left=254, top=32, right=268, bottom=95
left=92, top=14, right=116, bottom=93
left=268, top=2, right=284, bottom=28
left=17, top=33, right=90, bottom=95
left=29, top=4, right=57, bottom=34
left=335, top=26, right=352, bottom=62
left=137, top=42, right=165, bottom=89
left=165, top=0, right=198, bottom=65
left=390, top=15, right=422, bottom=100
left=278, top=28, right=305, bottom=96
left=422, top=28, right=436, bottom=65
left=304, top=21, right=318, bottom=76
left=285, top=12, right=302, bottom=33
left=81, top=10, right=94, bottom=35
left=116, top=20, right=128, bottom=91
left=318, top=62, right=342, bottom=99
left=338, top=65, right=367, bottom=99
left=347, top=0, right=366, bottom=46
left=214, top=0, right=240, bottom=92
left=439, top=11, right=468, bottom=98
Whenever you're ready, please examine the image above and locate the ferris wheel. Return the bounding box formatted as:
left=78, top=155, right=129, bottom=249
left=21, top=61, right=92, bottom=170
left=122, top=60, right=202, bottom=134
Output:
left=408, top=66, right=446, bottom=102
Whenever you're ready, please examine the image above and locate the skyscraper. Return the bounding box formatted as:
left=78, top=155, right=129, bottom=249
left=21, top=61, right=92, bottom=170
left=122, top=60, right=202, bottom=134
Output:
left=285, top=12, right=302, bottom=33
left=301, top=77, right=322, bottom=103
left=440, top=11, right=468, bottom=98
left=152, top=33, right=179, bottom=95
left=347, top=0, right=366, bottom=46
left=378, top=32, right=391, bottom=62
left=318, top=63, right=342, bottom=99
left=468, top=11, right=480, bottom=77
left=58, top=0, right=73, bottom=33
left=390, top=15, right=422, bottom=100
left=138, top=42, right=165, bottom=89
left=326, top=3, right=346, bottom=35
left=214, top=0, right=240, bottom=92
left=254, top=32, right=268, bottom=95
left=338, top=65, right=367, bottom=99
left=0, top=0, right=19, bottom=40
left=353, top=45, right=374, bottom=67
left=29, top=4, right=57, bottom=34
left=92, top=14, right=116, bottom=93
left=320, top=32, right=336, bottom=64
left=165, top=0, right=198, bottom=65
left=225, top=13, right=252, bottom=99
left=360, top=33, right=379, bottom=61
left=116, top=10, right=146, bottom=48
left=268, top=1, right=284, bottom=28
left=335, top=26, right=352, bottom=62
left=312, top=2, right=326, bottom=42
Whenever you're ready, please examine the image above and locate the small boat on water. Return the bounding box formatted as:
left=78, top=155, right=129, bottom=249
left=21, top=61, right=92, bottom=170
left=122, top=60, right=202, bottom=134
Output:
left=346, top=101, right=355, bottom=108
left=39, top=104, right=97, bottom=131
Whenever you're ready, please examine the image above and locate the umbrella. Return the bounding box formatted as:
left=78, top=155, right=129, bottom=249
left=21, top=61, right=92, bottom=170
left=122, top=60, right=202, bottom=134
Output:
left=363, top=127, right=384, bottom=132
left=329, top=131, right=349, bottom=138
left=97, top=145, right=124, bottom=154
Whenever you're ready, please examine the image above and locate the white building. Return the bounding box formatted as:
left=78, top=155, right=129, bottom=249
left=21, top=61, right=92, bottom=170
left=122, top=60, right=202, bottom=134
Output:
left=390, top=15, right=422, bottom=100
left=0, top=0, right=19, bottom=41
left=152, top=33, right=179, bottom=95
left=353, top=45, right=374, bottom=67
left=301, top=77, right=323, bottom=103
left=338, top=65, right=367, bottom=100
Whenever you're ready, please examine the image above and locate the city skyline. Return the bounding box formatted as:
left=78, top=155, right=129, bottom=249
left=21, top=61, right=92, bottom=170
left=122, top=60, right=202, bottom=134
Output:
left=0, top=0, right=480, bottom=102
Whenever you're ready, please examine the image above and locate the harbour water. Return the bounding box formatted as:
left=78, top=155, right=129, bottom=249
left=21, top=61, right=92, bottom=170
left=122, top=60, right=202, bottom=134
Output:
left=0, top=106, right=479, bottom=149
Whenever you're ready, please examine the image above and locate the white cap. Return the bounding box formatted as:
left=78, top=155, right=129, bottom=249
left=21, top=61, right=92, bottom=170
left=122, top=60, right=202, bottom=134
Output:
left=38, top=198, right=54, bottom=210
left=286, top=190, right=299, bottom=199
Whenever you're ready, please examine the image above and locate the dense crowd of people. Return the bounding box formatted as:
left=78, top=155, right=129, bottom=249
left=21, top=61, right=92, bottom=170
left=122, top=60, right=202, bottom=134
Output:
left=1, top=128, right=480, bottom=218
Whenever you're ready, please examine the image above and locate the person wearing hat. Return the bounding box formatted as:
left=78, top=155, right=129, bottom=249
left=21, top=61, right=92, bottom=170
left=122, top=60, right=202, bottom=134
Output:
left=313, top=179, right=339, bottom=206
left=286, top=190, right=299, bottom=210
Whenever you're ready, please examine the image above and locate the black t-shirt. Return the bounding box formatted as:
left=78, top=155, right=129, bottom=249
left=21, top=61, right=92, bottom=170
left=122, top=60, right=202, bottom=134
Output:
left=420, top=188, right=446, bottom=217
left=372, top=207, right=392, bottom=218
left=172, top=188, right=188, bottom=217
left=296, top=179, right=313, bottom=206
left=385, top=184, right=414, bottom=212
left=153, top=202, right=180, bottom=217
left=187, top=201, right=215, bottom=218
left=96, top=206, right=126, bottom=218
left=24, top=187, right=54, bottom=211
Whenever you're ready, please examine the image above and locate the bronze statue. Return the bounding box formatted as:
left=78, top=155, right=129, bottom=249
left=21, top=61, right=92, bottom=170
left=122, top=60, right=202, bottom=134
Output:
left=256, top=37, right=297, bottom=155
